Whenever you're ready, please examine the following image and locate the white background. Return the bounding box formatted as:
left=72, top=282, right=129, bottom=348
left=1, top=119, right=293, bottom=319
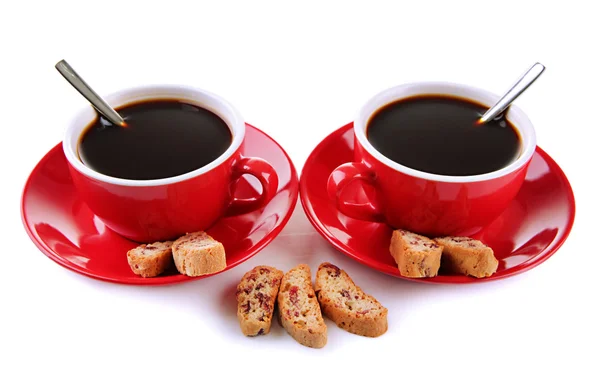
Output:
left=1, top=1, right=598, bottom=365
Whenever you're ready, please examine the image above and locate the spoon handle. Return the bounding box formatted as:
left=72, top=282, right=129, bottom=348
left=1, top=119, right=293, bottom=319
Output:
left=479, top=62, right=546, bottom=124
left=55, top=60, right=126, bottom=127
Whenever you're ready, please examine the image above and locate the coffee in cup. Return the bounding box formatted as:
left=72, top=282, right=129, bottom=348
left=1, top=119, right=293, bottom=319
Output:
left=366, top=95, right=522, bottom=176
left=328, top=82, right=536, bottom=237
left=79, top=99, right=232, bottom=180
left=63, top=85, right=279, bottom=243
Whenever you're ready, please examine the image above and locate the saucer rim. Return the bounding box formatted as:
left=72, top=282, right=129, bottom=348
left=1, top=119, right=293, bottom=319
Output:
left=299, top=122, right=576, bottom=284
left=21, top=123, right=299, bottom=286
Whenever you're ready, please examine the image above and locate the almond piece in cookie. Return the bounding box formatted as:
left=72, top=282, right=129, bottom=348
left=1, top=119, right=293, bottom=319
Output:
left=172, top=231, right=226, bottom=277
left=277, top=264, right=327, bottom=348
left=434, top=236, right=499, bottom=278
left=127, top=241, right=173, bottom=277
left=315, top=262, right=388, bottom=337
left=389, top=229, right=443, bottom=278
left=236, top=265, right=284, bottom=336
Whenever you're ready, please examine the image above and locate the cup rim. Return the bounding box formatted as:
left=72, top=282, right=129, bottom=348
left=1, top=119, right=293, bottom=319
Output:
left=354, top=81, right=537, bottom=183
left=62, top=84, right=245, bottom=187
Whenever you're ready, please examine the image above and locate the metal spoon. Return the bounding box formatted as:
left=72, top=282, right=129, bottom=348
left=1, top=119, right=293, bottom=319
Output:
left=55, top=59, right=126, bottom=127
left=478, top=62, right=546, bottom=124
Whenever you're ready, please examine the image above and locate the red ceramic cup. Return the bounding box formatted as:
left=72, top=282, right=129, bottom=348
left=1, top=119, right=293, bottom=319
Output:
left=63, top=85, right=279, bottom=243
left=327, top=82, right=537, bottom=237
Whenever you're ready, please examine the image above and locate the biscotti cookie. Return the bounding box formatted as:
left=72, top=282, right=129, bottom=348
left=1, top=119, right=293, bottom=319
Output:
left=389, top=229, right=443, bottom=278
left=315, top=263, right=388, bottom=337
left=127, top=241, right=173, bottom=278
left=277, top=264, right=327, bottom=348
left=172, top=231, right=226, bottom=277
left=434, top=236, right=499, bottom=278
left=236, top=266, right=284, bottom=336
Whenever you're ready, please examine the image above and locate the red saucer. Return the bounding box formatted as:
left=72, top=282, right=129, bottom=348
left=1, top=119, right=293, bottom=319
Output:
left=21, top=124, right=298, bottom=285
left=300, top=123, right=576, bottom=283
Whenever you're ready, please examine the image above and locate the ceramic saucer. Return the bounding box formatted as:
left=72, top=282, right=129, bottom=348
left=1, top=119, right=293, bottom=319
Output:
left=299, top=123, right=575, bottom=283
left=21, top=124, right=298, bottom=285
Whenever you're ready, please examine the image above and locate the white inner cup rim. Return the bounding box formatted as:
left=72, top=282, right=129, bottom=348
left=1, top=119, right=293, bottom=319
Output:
left=62, top=84, right=245, bottom=187
left=354, top=81, right=537, bottom=183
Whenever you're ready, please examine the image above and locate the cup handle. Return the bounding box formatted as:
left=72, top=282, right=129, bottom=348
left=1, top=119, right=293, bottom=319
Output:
left=327, top=162, right=385, bottom=222
left=225, top=157, right=279, bottom=216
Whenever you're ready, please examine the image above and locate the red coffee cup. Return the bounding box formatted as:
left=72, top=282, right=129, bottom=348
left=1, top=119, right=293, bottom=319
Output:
left=63, top=85, right=279, bottom=243
left=327, top=82, right=537, bottom=237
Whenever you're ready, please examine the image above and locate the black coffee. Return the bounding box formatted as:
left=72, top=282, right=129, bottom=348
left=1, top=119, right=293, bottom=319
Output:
left=366, top=95, right=521, bottom=176
left=79, top=99, right=232, bottom=180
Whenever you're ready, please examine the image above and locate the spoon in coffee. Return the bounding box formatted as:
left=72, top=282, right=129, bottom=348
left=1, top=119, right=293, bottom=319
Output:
left=55, top=59, right=127, bottom=127
left=477, top=62, right=546, bottom=124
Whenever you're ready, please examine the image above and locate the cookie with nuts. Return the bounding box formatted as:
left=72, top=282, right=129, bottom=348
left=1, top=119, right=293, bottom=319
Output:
left=389, top=229, right=443, bottom=278
left=127, top=241, right=174, bottom=278
left=434, top=236, right=498, bottom=278
left=235, top=265, right=284, bottom=336
left=315, top=262, right=387, bottom=337
left=277, top=264, right=327, bottom=348
left=171, top=231, right=226, bottom=277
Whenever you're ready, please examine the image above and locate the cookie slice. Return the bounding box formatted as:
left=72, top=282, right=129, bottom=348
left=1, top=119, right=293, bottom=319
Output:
left=389, top=229, right=443, bottom=278
left=127, top=241, right=173, bottom=277
left=236, top=266, right=284, bottom=336
left=315, top=262, right=388, bottom=337
left=277, top=264, right=327, bottom=348
left=434, top=236, right=499, bottom=278
left=172, top=231, right=226, bottom=277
